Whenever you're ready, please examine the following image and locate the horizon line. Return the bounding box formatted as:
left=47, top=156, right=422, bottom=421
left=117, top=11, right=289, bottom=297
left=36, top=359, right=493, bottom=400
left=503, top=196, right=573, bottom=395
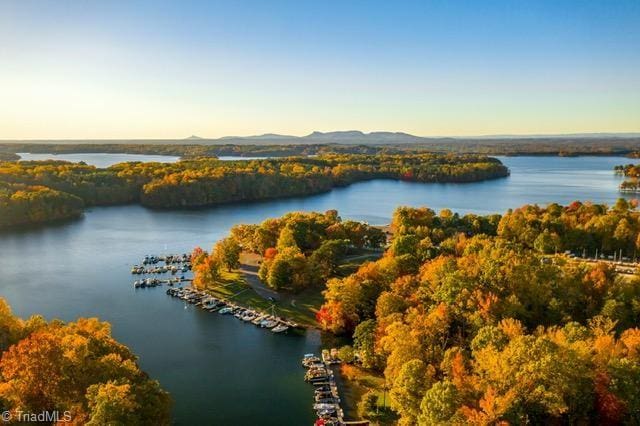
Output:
left=1, top=130, right=640, bottom=142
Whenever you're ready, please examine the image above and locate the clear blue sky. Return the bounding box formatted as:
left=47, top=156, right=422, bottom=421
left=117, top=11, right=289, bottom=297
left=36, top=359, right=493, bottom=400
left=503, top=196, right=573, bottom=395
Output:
left=1, top=0, right=638, bottom=139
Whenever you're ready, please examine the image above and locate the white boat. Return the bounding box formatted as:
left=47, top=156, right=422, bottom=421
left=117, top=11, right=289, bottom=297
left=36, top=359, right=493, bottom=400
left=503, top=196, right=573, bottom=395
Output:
left=261, top=319, right=278, bottom=328
left=242, top=312, right=257, bottom=321
left=271, top=324, right=289, bottom=333
left=314, top=403, right=337, bottom=412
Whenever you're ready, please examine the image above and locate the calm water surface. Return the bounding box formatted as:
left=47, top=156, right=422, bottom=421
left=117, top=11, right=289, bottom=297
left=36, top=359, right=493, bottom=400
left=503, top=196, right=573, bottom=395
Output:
left=0, top=155, right=636, bottom=424
left=17, top=152, right=181, bottom=167
left=16, top=152, right=270, bottom=166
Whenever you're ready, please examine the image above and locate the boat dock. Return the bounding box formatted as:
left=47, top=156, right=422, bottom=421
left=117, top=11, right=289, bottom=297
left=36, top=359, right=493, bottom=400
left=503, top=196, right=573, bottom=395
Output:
left=131, top=254, right=192, bottom=275
left=133, top=276, right=194, bottom=288
left=165, top=287, right=301, bottom=334
left=302, top=353, right=347, bottom=426
left=130, top=253, right=193, bottom=287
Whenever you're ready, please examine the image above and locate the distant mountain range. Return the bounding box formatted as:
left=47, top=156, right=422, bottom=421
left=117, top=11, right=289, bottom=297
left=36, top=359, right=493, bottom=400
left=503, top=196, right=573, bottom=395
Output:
left=178, top=131, right=640, bottom=146
left=3, top=131, right=639, bottom=146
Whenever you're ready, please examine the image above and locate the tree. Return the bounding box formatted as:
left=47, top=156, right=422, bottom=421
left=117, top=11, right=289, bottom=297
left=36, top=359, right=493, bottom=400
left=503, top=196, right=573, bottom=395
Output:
left=308, top=239, right=349, bottom=281
left=533, top=230, right=562, bottom=254
left=265, top=247, right=308, bottom=291
left=0, top=311, right=171, bottom=424
left=0, top=298, right=23, bottom=352
left=390, top=359, right=433, bottom=424
left=613, top=218, right=634, bottom=252
left=338, top=345, right=355, bottom=363
left=213, top=237, right=241, bottom=270
left=354, top=319, right=378, bottom=369
left=86, top=382, right=139, bottom=425
left=276, top=226, right=299, bottom=252
left=419, top=381, right=461, bottom=425
left=358, top=390, right=379, bottom=419
left=193, top=255, right=222, bottom=288
left=389, top=234, right=419, bottom=258
left=315, top=202, right=640, bottom=425
left=265, top=256, right=291, bottom=291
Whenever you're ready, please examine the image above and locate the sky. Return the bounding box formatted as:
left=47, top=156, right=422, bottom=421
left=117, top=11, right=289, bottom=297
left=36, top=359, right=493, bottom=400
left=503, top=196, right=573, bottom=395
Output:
left=0, top=0, right=639, bottom=139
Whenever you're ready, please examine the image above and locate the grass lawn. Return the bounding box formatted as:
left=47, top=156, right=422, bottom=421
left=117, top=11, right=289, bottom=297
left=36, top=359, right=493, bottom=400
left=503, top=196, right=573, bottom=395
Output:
left=223, top=249, right=383, bottom=328
left=202, top=269, right=324, bottom=328
left=339, top=364, right=398, bottom=424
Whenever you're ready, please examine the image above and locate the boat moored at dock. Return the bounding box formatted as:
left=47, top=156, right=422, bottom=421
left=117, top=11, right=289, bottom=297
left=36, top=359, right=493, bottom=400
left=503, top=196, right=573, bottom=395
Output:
left=301, top=353, right=345, bottom=425
left=161, top=286, right=302, bottom=335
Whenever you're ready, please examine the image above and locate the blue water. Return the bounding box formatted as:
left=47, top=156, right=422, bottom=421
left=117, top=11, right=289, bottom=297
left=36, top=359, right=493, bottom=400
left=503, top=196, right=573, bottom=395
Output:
left=16, top=152, right=273, bottom=167
left=17, top=152, right=181, bottom=168
left=0, top=155, right=636, bottom=424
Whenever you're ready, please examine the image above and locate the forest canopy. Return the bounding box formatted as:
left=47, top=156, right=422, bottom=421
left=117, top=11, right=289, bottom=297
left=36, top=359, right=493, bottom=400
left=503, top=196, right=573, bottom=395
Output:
left=0, top=298, right=171, bottom=425
left=192, top=210, right=386, bottom=292
left=316, top=201, right=640, bottom=424
left=0, top=182, right=84, bottom=228
left=0, top=153, right=19, bottom=162
left=2, top=134, right=640, bottom=157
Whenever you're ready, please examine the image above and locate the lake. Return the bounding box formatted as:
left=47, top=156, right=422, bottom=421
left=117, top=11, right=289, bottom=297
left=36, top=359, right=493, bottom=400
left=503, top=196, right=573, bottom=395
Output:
left=17, top=152, right=182, bottom=168
left=16, top=152, right=273, bottom=167
left=0, top=155, right=636, bottom=424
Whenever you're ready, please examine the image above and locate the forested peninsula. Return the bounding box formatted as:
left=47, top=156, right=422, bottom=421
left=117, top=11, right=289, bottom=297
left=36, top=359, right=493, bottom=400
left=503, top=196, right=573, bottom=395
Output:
left=0, top=153, right=20, bottom=161
left=615, top=163, right=640, bottom=193
left=0, top=154, right=508, bottom=229
left=194, top=200, right=640, bottom=424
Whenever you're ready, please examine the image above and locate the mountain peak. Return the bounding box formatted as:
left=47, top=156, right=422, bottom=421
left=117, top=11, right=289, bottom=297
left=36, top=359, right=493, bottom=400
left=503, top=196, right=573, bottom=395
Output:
left=306, top=130, right=366, bottom=138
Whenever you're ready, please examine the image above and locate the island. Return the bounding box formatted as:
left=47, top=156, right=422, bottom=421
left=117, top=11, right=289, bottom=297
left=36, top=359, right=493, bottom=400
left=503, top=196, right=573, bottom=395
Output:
left=615, top=163, right=640, bottom=193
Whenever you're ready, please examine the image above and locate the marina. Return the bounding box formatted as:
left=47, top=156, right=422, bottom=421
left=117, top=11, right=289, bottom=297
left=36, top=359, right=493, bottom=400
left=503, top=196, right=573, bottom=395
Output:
left=164, top=286, right=301, bottom=334
left=130, top=252, right=303, bottom=333
left=131, top=254, right=192, bottom=275
left=131, top=254, right=193, bottom=287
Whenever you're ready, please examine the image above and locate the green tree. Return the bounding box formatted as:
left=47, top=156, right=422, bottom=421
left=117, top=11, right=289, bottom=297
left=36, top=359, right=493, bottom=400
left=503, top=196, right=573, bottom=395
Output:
left=213, top=237, right=241, bottom=270
left=354, top=319, right=378, bottom=369
left=276, top=226, right=299, bottom=252
left=337, top=345, right=355, bottom=363
left=419, top=381, right=461, bottom=425
left=86, top=382, right=139, bottom=425
left=358, top=390, right=379, bottom=419
left=533, top=230, right=562, bottom=254
left=390, top=359, right=432, bottom=424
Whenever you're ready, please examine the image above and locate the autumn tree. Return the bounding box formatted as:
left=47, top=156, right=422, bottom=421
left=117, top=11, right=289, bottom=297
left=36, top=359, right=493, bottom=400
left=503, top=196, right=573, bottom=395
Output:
left=0, top=305, right=171, bottom=424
